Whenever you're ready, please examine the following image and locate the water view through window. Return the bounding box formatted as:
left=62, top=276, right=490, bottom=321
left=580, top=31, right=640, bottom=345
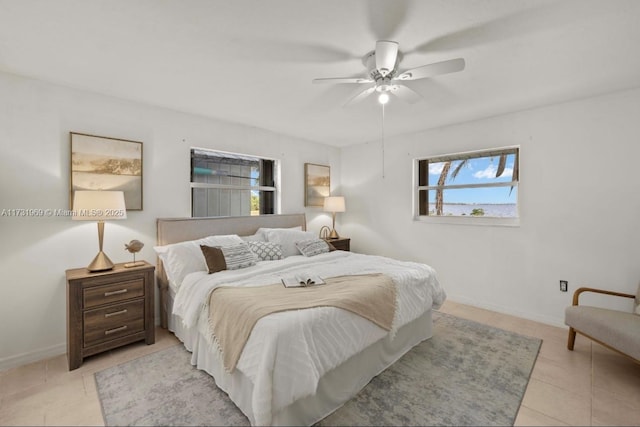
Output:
left=417, top=147, right=519, bottom=218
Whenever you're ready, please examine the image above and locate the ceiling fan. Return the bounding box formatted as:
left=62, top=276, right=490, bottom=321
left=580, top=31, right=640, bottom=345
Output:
left=312, top=40, right=465, bottom=105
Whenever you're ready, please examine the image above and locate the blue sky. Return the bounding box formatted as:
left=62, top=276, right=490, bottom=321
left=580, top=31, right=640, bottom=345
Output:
left=428, top=154, right=517, bottom=204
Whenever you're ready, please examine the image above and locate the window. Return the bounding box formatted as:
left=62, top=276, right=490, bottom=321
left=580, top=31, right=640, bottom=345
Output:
left=190, top=148, right=278, bottom=217
left=416, top=147, right=519, bottom=219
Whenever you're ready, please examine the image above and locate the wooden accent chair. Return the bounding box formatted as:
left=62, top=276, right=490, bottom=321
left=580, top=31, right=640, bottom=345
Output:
left=565, top=284, right=640, bottom=363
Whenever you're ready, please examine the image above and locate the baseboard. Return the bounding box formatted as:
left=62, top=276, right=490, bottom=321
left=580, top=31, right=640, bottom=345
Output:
left=3, top=320, right=163, bottom=372
left=445, top=294, right=567, bottom=329
left=0, top=342, right=66, bottom=372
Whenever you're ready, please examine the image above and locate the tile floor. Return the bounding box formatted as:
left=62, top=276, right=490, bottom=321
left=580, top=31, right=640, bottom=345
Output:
left=1, top=300, right=639, bottom=426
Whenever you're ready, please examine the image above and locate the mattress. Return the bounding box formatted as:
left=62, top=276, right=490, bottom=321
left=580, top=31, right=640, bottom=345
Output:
left=169, top=251, right=445, bottom=425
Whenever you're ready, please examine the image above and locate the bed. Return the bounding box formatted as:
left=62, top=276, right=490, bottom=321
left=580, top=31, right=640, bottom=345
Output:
left=155, top=214, right=446, bottom=426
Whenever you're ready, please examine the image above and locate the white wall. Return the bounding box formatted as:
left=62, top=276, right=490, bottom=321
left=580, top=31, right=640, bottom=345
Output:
left=3, top=68, right=638, bottom=370
left=0, top=71, right=340, bottom=369
left=340, top=88, right=640, bottom=327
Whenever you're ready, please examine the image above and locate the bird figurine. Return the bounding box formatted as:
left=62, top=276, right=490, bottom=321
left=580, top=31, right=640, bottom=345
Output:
left=124, top=239, right=145, bottom=268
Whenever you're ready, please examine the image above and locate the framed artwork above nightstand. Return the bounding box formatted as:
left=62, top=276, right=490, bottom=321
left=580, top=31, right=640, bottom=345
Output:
left=324, top=237, right=350, bottom=252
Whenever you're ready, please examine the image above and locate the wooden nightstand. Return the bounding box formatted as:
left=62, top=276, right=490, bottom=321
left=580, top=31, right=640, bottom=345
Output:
left=66, top=261, right=155, bottom=370
left=325, top=237, right=350, bottom=252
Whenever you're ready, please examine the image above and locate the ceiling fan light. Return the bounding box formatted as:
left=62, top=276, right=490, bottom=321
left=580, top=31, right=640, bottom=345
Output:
left=378, top=92, right=390, bottom=105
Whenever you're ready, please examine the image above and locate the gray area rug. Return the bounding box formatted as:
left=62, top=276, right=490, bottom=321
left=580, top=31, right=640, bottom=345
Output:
left=95, top=312, right=541, bottom=426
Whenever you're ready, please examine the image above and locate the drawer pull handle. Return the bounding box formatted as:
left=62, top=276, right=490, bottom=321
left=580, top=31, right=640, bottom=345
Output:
left=105, top=309, right=127, bottom=318
left=105, top=325, right=128, bottom=335
left=104, top=289, right=128, bottom=297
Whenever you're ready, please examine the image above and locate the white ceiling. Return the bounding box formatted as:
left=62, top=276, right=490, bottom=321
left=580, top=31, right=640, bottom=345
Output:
left=1, top=0, right=640, bottom=147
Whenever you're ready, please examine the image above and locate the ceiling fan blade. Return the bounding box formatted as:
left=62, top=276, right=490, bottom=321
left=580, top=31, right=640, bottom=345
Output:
left=367, top=0, right=410, bottom=40
left=375, top=40, right=398, bottom=76
left=312, top=77, right=373, bottom=84
left=410, top=2, right=608, bottom=55
left=390, top=84, right=422, bottom=104
left=230, top=38, right=357, bottom=63
left=396, top=58, right=465, bottom=81
left=343, top=85, right=376, bottom=106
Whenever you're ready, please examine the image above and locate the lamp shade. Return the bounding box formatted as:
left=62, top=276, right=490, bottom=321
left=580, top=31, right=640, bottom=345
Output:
left=323, top=196, right=345, bottom=213
left=72, top=191, right=127, bottom=221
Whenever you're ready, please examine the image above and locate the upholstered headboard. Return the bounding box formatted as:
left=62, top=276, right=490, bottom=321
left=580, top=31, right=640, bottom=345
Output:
left=155, top=213, right=307, bottom=327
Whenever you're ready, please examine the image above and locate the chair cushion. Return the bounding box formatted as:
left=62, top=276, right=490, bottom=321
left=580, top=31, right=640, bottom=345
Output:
left=565, top=305, right=640, bottom=360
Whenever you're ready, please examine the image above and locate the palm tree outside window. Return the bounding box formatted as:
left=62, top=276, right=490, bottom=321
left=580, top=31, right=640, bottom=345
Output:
left=416, top=147, right=519, bottom=218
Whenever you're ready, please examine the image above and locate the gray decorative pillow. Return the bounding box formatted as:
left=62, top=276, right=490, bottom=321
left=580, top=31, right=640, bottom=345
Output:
left=248, top=241, right=283, bottom=261
left=295, top=239, right=331, bottom=257
left=220, top=242, right=258, bottom=270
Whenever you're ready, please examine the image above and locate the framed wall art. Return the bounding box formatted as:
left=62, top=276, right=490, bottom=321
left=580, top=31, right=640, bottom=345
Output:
left=304, top=163, right=330, bottom=207
left=70, top=132, right=143, bottom=210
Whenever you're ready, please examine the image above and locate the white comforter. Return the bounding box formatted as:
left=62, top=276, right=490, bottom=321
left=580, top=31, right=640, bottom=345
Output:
left=173, top=251, right=445, bottom=426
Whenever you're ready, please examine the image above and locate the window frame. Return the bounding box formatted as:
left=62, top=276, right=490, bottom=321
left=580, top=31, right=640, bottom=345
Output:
left=190, top=148, right=279, bottom=217
left=413, top=146, right=520, bottom=227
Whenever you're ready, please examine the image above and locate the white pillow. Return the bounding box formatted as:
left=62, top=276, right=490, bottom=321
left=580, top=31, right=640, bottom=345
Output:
left=240, top=233, right=266, bottom=242
left=154, top=234, right=243, bottom=285
left=265, top=229, right=316, bottom=257
left=256, top=226, right=301, bottom=239
left=240, top=226, right=302, bottom=242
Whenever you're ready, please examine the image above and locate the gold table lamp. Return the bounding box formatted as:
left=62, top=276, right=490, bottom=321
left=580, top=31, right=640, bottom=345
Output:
left=323, top=196, right=346, bottom=239
left=72, top=191, right=127, bottom=272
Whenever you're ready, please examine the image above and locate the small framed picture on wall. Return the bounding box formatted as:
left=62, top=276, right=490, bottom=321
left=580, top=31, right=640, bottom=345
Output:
left=304, top=163, right=330, bottom=207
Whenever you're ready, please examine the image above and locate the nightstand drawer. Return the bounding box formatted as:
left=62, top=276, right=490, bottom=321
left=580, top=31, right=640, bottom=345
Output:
left=83, top=299, right=145, bottom=347
left=83, top=278, right=144, bottom=309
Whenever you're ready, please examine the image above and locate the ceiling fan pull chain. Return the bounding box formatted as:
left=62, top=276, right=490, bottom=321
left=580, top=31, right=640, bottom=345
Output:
left=382, top=103, right=386, bottom=179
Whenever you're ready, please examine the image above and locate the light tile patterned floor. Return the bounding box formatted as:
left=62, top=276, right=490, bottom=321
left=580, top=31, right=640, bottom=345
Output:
left=439, top=300, right=640, bottom=426
left=1, top=300, right=639, bottom=426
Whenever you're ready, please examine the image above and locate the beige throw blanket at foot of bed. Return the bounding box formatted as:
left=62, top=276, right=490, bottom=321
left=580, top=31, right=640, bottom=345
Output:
left=208, top=273, right=396, bottom=372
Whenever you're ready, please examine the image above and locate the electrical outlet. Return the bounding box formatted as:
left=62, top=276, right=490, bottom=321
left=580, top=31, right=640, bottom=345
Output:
left=560, top=280, right=568, bottom=292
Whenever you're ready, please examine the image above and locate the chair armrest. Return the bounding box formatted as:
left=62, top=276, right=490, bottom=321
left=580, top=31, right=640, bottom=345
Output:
left=572, top=287, right=635, bottom=306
